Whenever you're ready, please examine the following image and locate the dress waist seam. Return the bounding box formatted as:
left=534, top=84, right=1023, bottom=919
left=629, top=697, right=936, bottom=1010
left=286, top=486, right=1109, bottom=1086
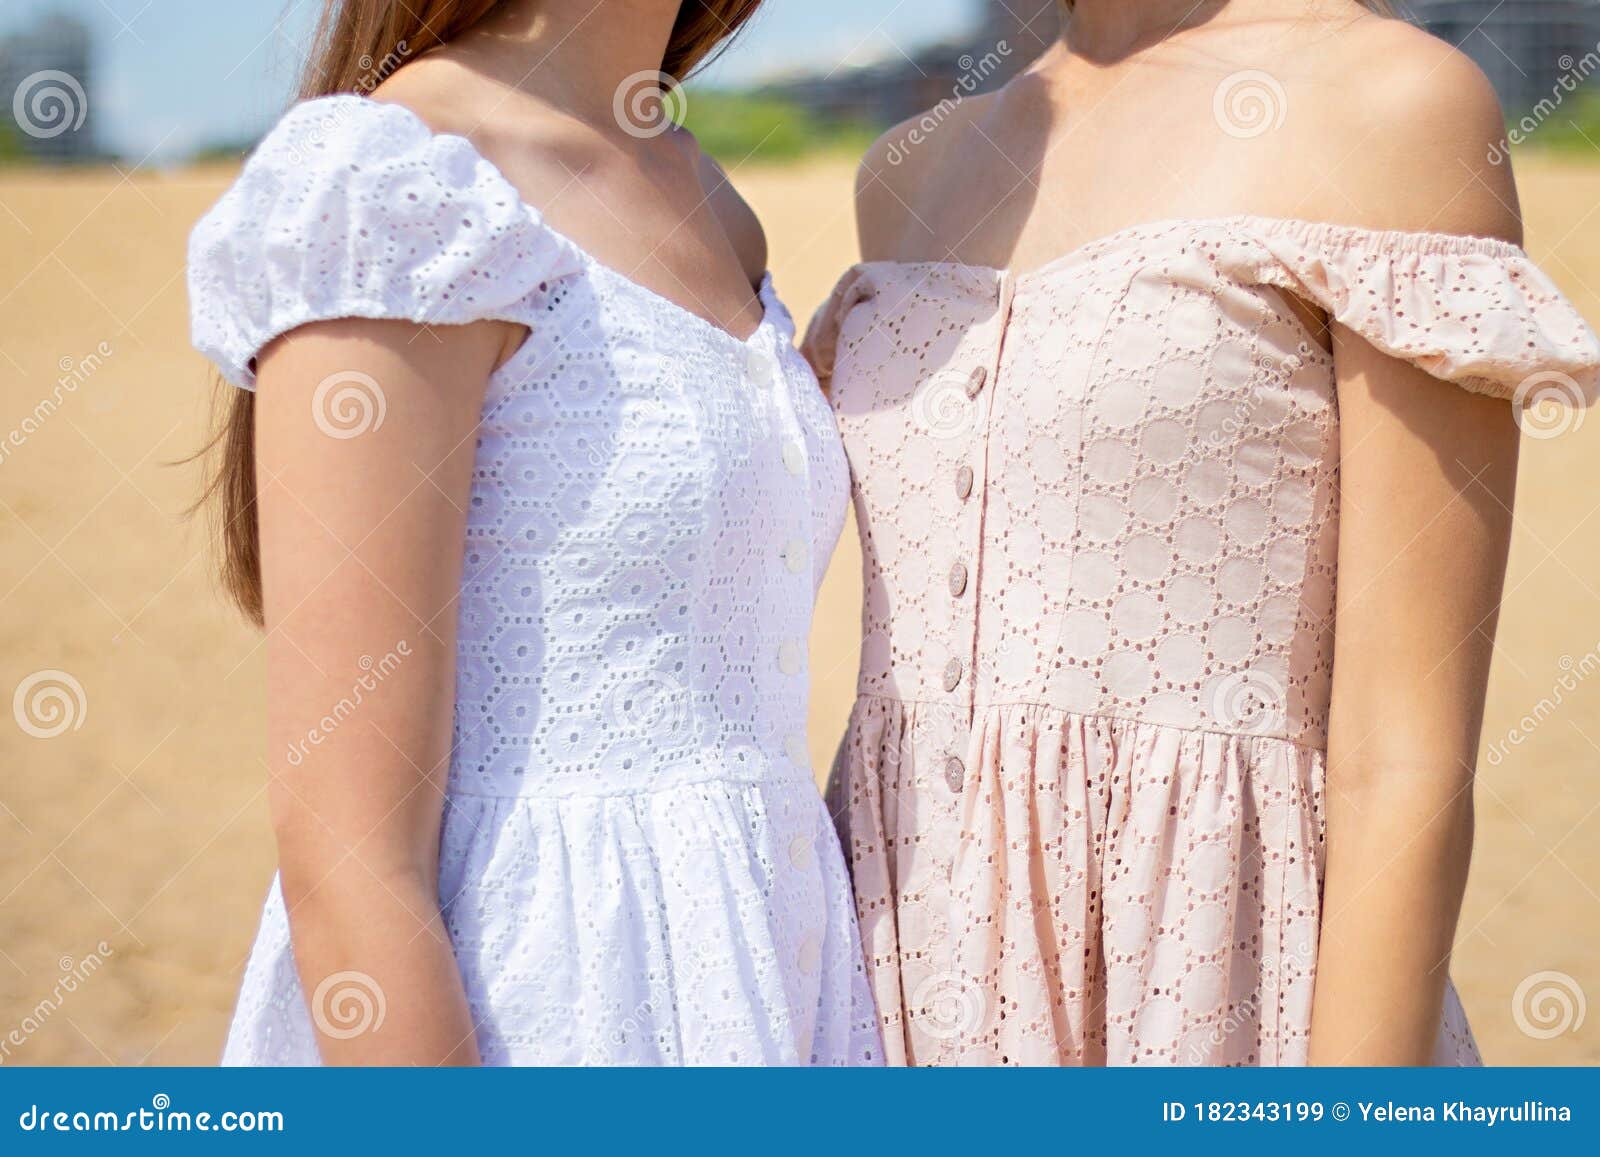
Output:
left=443, top=772, right=822, bottom=803
left=848, top=691, right=1329, bottom=754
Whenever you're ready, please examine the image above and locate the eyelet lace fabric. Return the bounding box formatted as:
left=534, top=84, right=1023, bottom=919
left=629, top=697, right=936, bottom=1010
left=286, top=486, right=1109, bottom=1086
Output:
left=804, top=216, right=1600, bottom=1066
left=189, top=96, right=881, bottom=1066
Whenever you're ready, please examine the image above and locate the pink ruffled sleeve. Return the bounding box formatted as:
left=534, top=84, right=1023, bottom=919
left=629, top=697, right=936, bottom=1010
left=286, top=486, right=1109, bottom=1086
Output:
left=1245, top=218, right=1600, bottom=404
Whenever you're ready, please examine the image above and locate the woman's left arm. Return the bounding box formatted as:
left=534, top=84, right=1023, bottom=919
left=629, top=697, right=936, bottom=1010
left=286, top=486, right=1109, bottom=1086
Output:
left=1307, top=332, right=1519, bottom=1064
left=1298, top=28, right=1538, bottom=1065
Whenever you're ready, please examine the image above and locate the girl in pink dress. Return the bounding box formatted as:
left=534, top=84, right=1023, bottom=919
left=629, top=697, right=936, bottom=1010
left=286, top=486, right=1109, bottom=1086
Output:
left=806, top=0, right=1599, bottom=1065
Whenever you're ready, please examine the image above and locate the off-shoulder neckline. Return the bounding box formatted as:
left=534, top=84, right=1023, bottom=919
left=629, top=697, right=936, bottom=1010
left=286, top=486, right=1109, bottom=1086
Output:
left=288, top=94, right=781, bottom=349
left=846, top=212, right=1528, bottom=287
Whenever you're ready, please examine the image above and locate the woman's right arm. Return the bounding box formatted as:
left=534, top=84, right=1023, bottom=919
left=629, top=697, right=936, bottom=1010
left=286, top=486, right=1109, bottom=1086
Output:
left=253, top=314, right=518, bottom=1065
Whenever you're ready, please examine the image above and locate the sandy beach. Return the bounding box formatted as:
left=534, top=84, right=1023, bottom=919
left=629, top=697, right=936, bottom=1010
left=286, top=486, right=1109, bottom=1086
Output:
left=0, top=153, right=1596, bottom=1065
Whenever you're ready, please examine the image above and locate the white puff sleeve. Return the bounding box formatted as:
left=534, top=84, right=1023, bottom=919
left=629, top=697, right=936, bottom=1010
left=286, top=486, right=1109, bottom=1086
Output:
left=188, top=95, right=580, bottom=388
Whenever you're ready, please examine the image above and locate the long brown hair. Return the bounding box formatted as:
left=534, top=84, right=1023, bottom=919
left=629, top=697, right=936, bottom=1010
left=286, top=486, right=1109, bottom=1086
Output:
left=200, top=0, right=764, bottom=625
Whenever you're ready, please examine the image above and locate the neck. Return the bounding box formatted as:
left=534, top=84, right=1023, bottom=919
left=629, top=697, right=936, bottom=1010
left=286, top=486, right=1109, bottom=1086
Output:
left=456, top=0, right=683, bottom=122
left=1060, top=0, right=1241, bottom=60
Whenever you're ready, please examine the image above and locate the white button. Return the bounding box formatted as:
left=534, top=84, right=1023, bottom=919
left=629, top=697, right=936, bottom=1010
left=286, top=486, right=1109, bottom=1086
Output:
left=786, top=733, right=810, bottom=766
left=778, top=638, right=804, bottom=675
left=797, top=932, right=822, bottom=974
left=788, top=834, right=814, bottom=870
left=745, top=346, right=773, bottom=383
left=782, top=538, right=807, bottom=574
left=944, top=754, right=966, bottom=792
left=781, top=440, right=806, bottom=475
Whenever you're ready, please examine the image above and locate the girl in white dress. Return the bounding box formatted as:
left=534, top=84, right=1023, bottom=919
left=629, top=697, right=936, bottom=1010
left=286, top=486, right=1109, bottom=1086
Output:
left=189, top=0, right=880, bottom=1065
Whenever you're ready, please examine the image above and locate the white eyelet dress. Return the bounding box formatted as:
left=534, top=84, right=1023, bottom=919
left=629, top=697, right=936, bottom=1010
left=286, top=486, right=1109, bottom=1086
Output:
left=188, top=95, right=882, bottom=1066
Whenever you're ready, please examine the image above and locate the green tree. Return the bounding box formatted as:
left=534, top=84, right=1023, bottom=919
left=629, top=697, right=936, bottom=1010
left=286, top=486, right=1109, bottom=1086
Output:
left=681, top=90, right=876, bottom=164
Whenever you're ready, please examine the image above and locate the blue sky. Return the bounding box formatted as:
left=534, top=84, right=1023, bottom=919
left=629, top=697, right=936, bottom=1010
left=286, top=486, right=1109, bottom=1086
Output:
left=1, top=0, right=978, bottom=161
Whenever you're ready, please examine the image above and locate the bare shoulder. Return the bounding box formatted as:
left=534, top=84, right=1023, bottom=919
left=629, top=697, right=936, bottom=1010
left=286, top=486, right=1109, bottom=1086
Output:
left=854, top=90, right=1003, bottom=260
left=1287, top=14, right=1519, bottom=242
left=367, top=52, right=493, bottom=135
left=693, top=144, right=768, bottom=285
left=368, top=54, right=599, bottom=205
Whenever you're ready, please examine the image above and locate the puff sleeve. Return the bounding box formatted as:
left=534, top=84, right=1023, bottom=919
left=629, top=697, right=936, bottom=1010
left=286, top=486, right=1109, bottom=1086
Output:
left=187, top=95, right=580, bottom=388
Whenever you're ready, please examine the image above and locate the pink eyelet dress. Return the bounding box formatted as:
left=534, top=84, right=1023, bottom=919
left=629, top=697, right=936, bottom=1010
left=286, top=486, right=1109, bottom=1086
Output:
left=804, top=216, right=1600, bottom=1066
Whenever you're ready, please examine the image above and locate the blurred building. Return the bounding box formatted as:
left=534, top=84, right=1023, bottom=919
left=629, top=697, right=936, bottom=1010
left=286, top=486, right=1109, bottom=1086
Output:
left=757, top=0, right=1058, bottom=130
left=1409, top=0, right=1600, bottom=116
left=761, top=0, right=1600, bottom=131
left=0, top=13, right=96, bottom=162
left=980, top=0, right=1059, bottom=75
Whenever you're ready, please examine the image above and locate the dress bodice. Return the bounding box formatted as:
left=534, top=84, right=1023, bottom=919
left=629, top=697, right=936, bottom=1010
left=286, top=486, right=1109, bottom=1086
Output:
left=189, top=95, right=851, bottom=798
left=807, top=216, right=1600, bottom=750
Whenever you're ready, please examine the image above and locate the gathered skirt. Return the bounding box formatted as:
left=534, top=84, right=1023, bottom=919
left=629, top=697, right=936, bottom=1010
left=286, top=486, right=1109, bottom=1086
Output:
left=827, top=695, right=1480, bottom=1066
left=223, top=775, right=884, bottom=1066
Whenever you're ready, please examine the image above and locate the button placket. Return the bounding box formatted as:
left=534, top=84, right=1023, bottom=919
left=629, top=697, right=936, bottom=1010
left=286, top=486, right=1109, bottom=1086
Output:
left=755, top=338, right=816, bottom=783
left=943, top=271, right=1014, bottom=801
left=753, top=340, right=816, bottom=616
left=759, top=341, right=810, bottom=482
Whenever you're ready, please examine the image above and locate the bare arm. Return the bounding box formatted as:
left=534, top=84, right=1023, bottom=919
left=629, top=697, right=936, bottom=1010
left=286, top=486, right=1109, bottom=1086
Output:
left=1308, top=333, right=1518, bottom=1064
left=1289, top=23, right=1531, bottom=1065
left=253, top=315, right=519, bottom=1064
